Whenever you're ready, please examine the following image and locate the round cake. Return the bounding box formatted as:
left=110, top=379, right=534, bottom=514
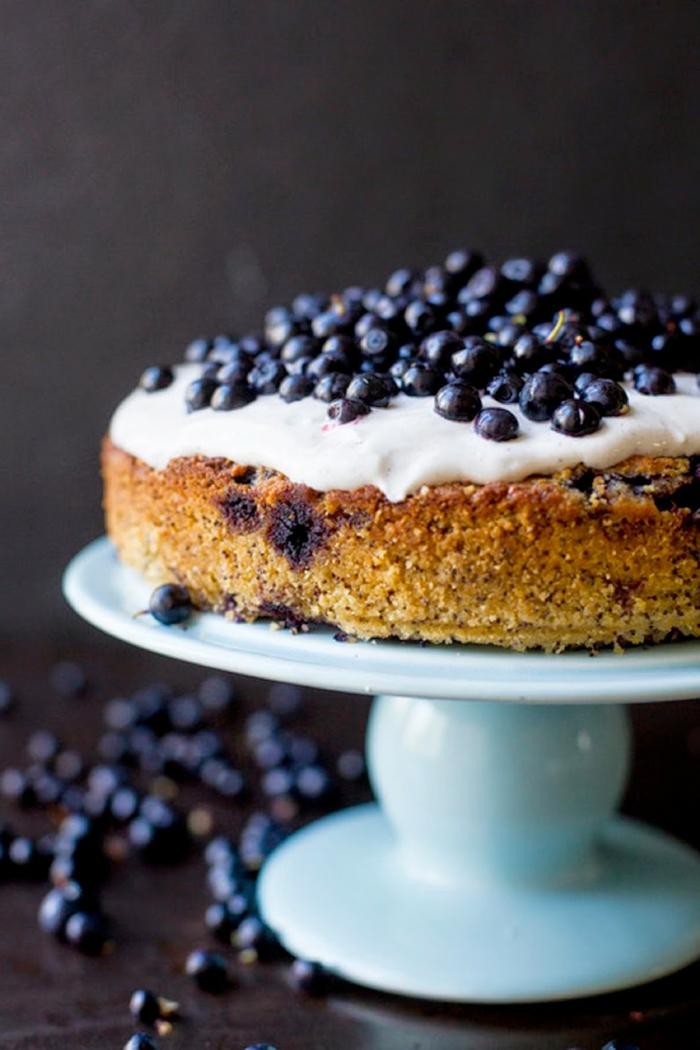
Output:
left=103, top=249, right=700, bottom=652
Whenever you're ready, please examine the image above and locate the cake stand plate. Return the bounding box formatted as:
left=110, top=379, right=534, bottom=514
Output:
left=63, top=537, right=700, bottom=1002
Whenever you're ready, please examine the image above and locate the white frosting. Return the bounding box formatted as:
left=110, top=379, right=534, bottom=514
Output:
left=109, top=364, right=700, bottom=502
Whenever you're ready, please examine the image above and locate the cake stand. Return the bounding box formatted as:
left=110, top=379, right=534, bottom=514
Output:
left=64, top=537, right=700, bottom=1003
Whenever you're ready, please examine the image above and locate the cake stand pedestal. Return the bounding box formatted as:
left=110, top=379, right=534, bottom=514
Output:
left=64, top=537, right=700, bottom=1002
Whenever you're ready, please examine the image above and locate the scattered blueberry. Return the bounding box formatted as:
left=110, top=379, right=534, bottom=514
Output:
left=551, top=399, right=602, bottom=437
left=124, top=1034, right=159, bottom=1050
left=290, top=957, right=331, bottom=994
left=633, top=365, right=676, bottom=395
left=434, top=381, right=481, bottom=422
left=185, top=948, right=230, bottom=992
left=474, top=407, right=519, bottom=442
left=327, top=398, right=371, bottom=424
left=139, top=366, right=174, bottom=393
left=149, top=585, right=192, bottom=626
left=581, top=378, right=629, bottom=416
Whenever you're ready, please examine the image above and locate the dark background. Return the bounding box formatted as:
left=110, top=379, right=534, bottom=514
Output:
left=2, top=0, right=700, bottom=636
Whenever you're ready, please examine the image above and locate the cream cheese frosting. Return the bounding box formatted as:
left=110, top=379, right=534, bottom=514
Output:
left=109, top=364, right=700, bottom=503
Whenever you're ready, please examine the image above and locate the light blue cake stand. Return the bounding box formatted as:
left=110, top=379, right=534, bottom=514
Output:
left=64, top=537, right=700, bottom=1002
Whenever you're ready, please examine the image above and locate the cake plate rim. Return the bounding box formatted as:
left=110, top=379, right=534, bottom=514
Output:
left=63, top=536, right=700, bottom=703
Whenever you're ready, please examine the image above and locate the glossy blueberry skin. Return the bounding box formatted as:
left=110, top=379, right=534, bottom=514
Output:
left=434, top=381, right=481, bottom=422
left=184, top=337, right=212, bottom=363
left=401, top=363, right=444, bottom=397
left=519, top=372, right=573, bottom=421
left=313, top=373, right=350, bottom=402
left=185, top=377, right=218, bottom=412
left=210, top=382, right=256, bottom=411
left=633, top=365, right=676, bottom=395
left=248, top=359, right=287, bottom=394
left=474, top=407, right=519, bottom=442
left=345, top=373, right=397, bottom=407
left=148, top=585, right=192, bottom=626
left=129, top=989, right=162, bottom=1025
left=124, top=1033, right=159, bottom=1050
left=550, top=399, right=601, bottom=436
left=327, top=398, right=371, bottom=424
left=279, top=374, right=315, bottom=403
left=419, top=330, right=464, bottom=370
left=65, top=910, right=109, bottom=954
left=581, top=378, right=629, bottom=416
left=359, top=325, right=396, bottom=359
left=185, top=948, right=230, bottom=992
left=451, top=338, right=502, bottom=388
left=307, top=350, right=352, bottom=380
left=139, top=366, right=174, bottom=392
left=486, top=371, right=524, bottom=403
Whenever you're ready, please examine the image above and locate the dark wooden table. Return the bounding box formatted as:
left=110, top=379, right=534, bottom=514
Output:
left=0, top=629, right=698, bottom=1050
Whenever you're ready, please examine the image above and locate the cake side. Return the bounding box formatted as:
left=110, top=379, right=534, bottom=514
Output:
left=103, top=436, right=700, bottom=652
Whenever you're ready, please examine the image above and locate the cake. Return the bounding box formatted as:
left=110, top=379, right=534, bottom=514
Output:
left=103, top=250, right=700, bottom=652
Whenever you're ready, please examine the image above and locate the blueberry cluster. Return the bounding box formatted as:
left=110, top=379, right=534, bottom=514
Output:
left=141, top=249, right=699, bottom=441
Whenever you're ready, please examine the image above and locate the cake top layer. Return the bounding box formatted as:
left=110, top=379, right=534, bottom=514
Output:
left=110, top=364, right=700, bottom=501
left=109, top=248, right=700, bottom=500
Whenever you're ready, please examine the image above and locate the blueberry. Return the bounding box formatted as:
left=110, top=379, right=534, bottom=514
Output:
left=124, top=1034, right=159, bottom=1050
left=633, top=365, right=676, bottom=395
left=149, top=585, right=192, bottom=626
left=184, top=338, right=212, bottom=363
left=385, top=267, right=419, bottom=298
left=38, top=881, right=95, bottom=939
left=500, top=257, right=540, bottom=285
left=461, top=265, right=504, bottom=301
left=547, top=251, right=590, bottom=281
left=327, top=398, right=371, bottom=424
left=264, top=308, right=297, bottom=348
left=504, top=288, right=540, bottom=318
left=210, top=382, right=256, bottom=411
left=280, top=334, right=320, bottom=365
left=129, top=989, right=167, bottom=1026
left=311, top=310, right=345, bottom=340
left=511, top=332, right=553, bottom=372
left=419, top=330, right=463, bottom=369
left=279, top=374, right=315, bottom=403
left=27, top=729, right=60, bottom=764
left=235, top=914, right=280, bottom=959
left=313, top=373, right=350, bottom=402
left=290, top=958, right=330, bottom=995
left=519, top=372, right=573, bottom=421
left=450, top=337, right=502, bottom=388
left=248, top=359, right=287, bottom=394
left=307, top=350, right=352, bottom=380
left=474, top=407, right=519, bottom=442
left=139, top=366, right=174, bottom=393
left=600, top=1042, right=640, bottom=1050
left=434, top=381, right=481, bottom=422
left=404, top=299, right=438, bottom=336
left=345, top=373, right=397, bottom=407
left=185, top=377, right=218, bottom=412
left=567, top=339, right=612, bottom=374
left=486, top=370, right=523, bottom=403
left=444, top=248, right=483, bottom=283
left=185, top=948, right=230, bottom=992
left=292, top=292, right=326, bottom=320
left=401, top=363, right=444, bottom=397
left=359, top=325, right=396, bottom=359
left=581, top=378, right=629, bottom=416
left=551, top=399, right=601, bottom=436
left=65, top=910, right=109, bottom=954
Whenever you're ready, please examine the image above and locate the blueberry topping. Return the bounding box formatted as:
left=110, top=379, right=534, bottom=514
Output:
left=184, top=337, right=212, bottom=363
left=486, top=370, right=523, bottom=403
left=313, top=373, right=351, bottom=402
left=551, top=399, right=601, bottom=436
left=64, top=910, right=109, bottom=954
left=633, top=365, right=676, bottom=395
left=401, top=362, right=444, bottom=397
left=139, top=366, right=174, bottom=392
left=581, top=378, right=629, bottom=416
left=248, top=359, right=287, bottom=394
left=450, top=337, right=502, bottom=388
left=434, top=380, right=481, bottom=422
left=185, top=377, right=218, bottom=412
left=210, top=382, right=256, bottom=411
left=278, top=374, right=315, bottom=403
left=280, top=334, right=320, bottom=365
left=474, top=407, right=519, bottom=441
left=404, top=299, right=438, bottom=336
left=359, top=325, right=396, bottom=359
left=519, top=371, right=573, bottom=421
left=345, top=373, right=397, bottom=407
left=149, top=585, right=192, bottom=626
left=419, top=330, right=464, bottom=369
left=327, top=398, right=371, bottom=424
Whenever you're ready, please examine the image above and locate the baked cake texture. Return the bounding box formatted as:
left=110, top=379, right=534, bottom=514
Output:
left=103, top=249, right=700, bottom=652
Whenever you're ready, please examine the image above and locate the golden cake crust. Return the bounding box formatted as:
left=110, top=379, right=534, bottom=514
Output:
left=102, top=436, right=700, bottom=652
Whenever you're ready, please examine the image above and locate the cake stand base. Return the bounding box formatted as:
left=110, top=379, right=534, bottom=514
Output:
left=259, top=806, right=700, bottom=1002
